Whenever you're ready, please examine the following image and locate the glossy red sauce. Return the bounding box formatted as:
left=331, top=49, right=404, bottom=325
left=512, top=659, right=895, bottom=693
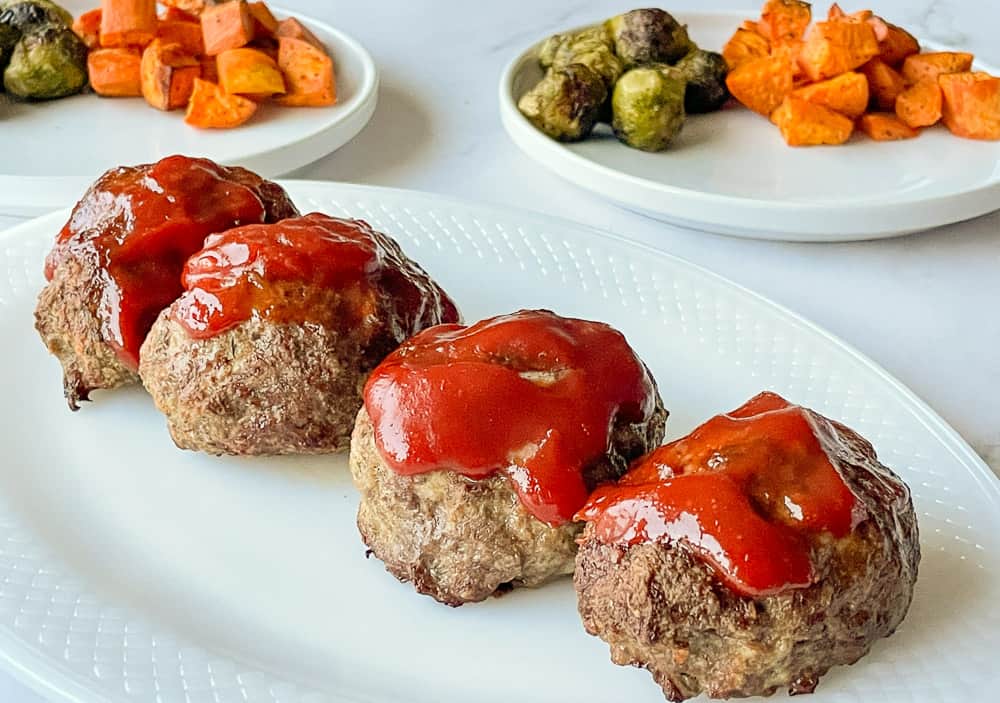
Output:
left=44, top=155, right=296, bottom=369
left=363, top=310, right=660, bottom=526
left=576, top=392, right=862, bottom=597
left=173, top=213, right=460, bottom=339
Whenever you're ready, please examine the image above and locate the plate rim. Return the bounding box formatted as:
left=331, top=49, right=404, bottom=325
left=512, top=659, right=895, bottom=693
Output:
left=0, top=181, right=997, bottom=703
left=498, top=11, right=1000, bottom=241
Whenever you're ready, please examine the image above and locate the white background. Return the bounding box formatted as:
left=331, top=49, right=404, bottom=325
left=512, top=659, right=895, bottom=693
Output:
left=1, top=0, right=998, bottom=699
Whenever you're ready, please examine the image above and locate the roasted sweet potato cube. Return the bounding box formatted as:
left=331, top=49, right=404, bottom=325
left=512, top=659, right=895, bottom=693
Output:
left=160, top=6, right=200, bottom=23
left=726, top=54, right=795, bottom=116
left=857, top=112, right=920, bottom=140
left=140, top=38, right=200, bottom=111
left=798, top=20, right=880, bottom=81
left=218, top=47, right=285, bottom=96
left=199, top=55, right=218, bottom=83
left=895, top=80, right=942, bottom=128
left=861, top=58, right=906, bottom=110
left=879, top=24, right=919, bottom=66
left=248, top=2, right=279, bottom=38
left=759, top=0, right=811, bottom=43
left=185, top=78, right=259, bottom=128
left=902, top=52, right=975, bottom=85
left=275, top=17, right=325, bottom=52
left=88, top=47, right=142, bottom=96
left=771, top=95, right=854, bottom=146
left=201, top=0, right=255, bottom=55
left=73, top=8, right=102, bottom=50
left=276, top=36, right=335, bottom=106
left=792, top=71, right=869, bottom=118
left=939, top=72, right=1000, bottom=140
left=100, top=0, right=157, bottom=48
left=722, top=28, right=770, bottom=70
left=156, top=20, right=204, bottom=55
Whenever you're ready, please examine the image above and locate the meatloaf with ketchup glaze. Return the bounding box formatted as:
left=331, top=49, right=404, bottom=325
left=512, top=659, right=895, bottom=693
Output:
left=140, top=213, right=460, bottom=455
left=35, top=155, right=298, bottom=409
left=574, top=392, right=920, bottom=701
left=351, top=310, right=667, bottom=606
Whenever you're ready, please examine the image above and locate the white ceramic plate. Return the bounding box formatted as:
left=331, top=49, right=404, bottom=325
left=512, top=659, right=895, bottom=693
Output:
left=0, top=3, right=378, bottom=216
left=1, top=182, right=998, bottom=703
left=499, top=12, right=1000, bottom=241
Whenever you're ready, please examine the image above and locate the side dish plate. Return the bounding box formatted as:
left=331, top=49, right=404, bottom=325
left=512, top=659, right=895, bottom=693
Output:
left=0, top=3, right=378, bottom=216
left=499, top=12, right=1000, bottom=241
left=0, top=182, right=998, bottom=702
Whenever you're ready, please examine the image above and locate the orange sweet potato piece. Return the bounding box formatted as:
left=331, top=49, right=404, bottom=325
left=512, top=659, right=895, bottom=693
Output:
left=759, top=0, right=811, bottom=43
left=861, top=58, right=906, bottom=110
left=879, top=23, right=919, bottom=66
left=740, top=20, right=761, bottom=32
left=798, top=19, right=880, bottom=81
left=217, top=47, right=285, bottom=96
left=828, top=4, right=872, bottom=22
left=248, top=2, right=279, bottom=38
left=185, top=78, right=258, bottom=128
left=159, top=0, right=204, bottom=17
left=140, top=38, right=200, bottom=111
left=275, top=17, right=325, bottom=52
left=858, top=112, right=920, bottom=140
left=156, top=20, right=204, bottom=55
left=722, top=28, right=770, bottom=70
left=772, top=95, right=854, bottom=146
left=201, top=0, right=255, bottom=55
left=100, top=0, right=157, bottom=48
left=895, top=79, right=942, bottom=128
left=87, top=47, right=142, bottom=96
left=276, top=36, right=335, bottom=107
left=902, top=52, right=975, bottom=85
left=160, top=6, right=199, bottom=23
left=73, top=8, right=102, bottom=50
left=939, top=72, right=1000, bottom=140
left=792, top=70, right=869, bottom=118
left=199, top=55, right=218, bottom=83
left=726, top=53, right=795, bottom=116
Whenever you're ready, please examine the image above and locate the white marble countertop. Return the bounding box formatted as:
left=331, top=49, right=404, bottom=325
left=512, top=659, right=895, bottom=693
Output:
left=1, top=0, right=997, bottom=700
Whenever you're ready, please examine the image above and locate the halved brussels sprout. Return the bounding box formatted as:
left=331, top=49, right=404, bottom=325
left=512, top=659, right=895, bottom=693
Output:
left=518, top=63, right=608, bottom=142
left=675, top=49, right=729, bottom=113
left=605, top=9, right=693, bottom=67
left=612, top=65, right=686, bottom=151
left=3, top=22, right=87, bottom=99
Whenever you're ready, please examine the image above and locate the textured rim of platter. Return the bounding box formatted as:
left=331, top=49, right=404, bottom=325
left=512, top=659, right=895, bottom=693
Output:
left=0, top=6, right=379, bottom=217
left=0, top=181, right=998, bottom=703
left=498, top=11, right=1000, bottom=242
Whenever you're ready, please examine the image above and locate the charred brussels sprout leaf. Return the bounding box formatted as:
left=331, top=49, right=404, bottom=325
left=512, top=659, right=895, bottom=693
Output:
left=612, top=66, right=686, bottom=151
left=3, top=22, right=87, bottom=99
left=0, top=0, right=74, bottom=31
left=605, top=9, right=693, bottom=67
left=675, top=49, right=729, bottom=113
left=518, top=63, right=608, bottom=142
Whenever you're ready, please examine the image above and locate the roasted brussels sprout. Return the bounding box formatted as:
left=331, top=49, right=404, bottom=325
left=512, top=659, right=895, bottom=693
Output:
left=0, top=21, right=18, bottom=68
left=539, top=25, right=613, bottom=67
left=675, top=48, right=729, bottom=113
left=551, top=38, right=623, bottom=87
left=518, top=63, right=608, bottom=142
left=3, top=22, right=87, bottom=99
left=0, top=0, right=73, bottom=31
left=612, top=66, right=686, bottom=151
left=605, top=8, right=693, bottom=67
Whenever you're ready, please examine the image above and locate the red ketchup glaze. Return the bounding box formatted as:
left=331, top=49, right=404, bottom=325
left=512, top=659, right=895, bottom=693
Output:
left=173, top=213, right=460, bottom=338
left=576, top=392, right=863, bottom=597
left=363, top=310, right=660, bottom=527
left=44, top=155, right=297, bottom=369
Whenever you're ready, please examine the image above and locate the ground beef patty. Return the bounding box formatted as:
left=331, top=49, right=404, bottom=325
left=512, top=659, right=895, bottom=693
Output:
left=140, top=214, right=460, bottom=455
left=351, top=310, right=668, bottom=606
left=574, top=393, right=920, bottom=701
left=35, top=156, right=298, bottom=409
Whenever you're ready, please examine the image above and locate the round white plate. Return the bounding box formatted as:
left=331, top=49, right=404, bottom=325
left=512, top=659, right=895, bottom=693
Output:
left=499, top=12, right=1000, bottom=241
left=0, top=3, right=378, bottom=216
left=1, top=182, right=998, bottom=703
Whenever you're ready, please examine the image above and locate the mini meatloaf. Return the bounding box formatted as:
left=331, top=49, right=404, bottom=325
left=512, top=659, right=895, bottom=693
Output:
left=35, top=155, right=298, bottom=409
left=351, top=310, right=668, bottom=606
left=574, top=392, right=920, bottom=701
left=139, top=213, right=460, bottom=456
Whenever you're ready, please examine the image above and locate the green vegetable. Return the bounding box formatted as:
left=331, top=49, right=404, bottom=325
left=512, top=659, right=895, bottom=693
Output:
left=3, top=22, right=87, bottom=99
left=0, top=0, right=74, bottom=31
left=0, top=20, right=18, bottom=73
left=612, top=66, right=686, bottom=151
left=539, top=25, right=613, bottom=67
left=605, top=9, right=693, bottom=67
left=551, top=38, right=623, bottom=88
left=518, top=63, right=608, bottom=142
left=675, top=49, right=729, bottom=113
